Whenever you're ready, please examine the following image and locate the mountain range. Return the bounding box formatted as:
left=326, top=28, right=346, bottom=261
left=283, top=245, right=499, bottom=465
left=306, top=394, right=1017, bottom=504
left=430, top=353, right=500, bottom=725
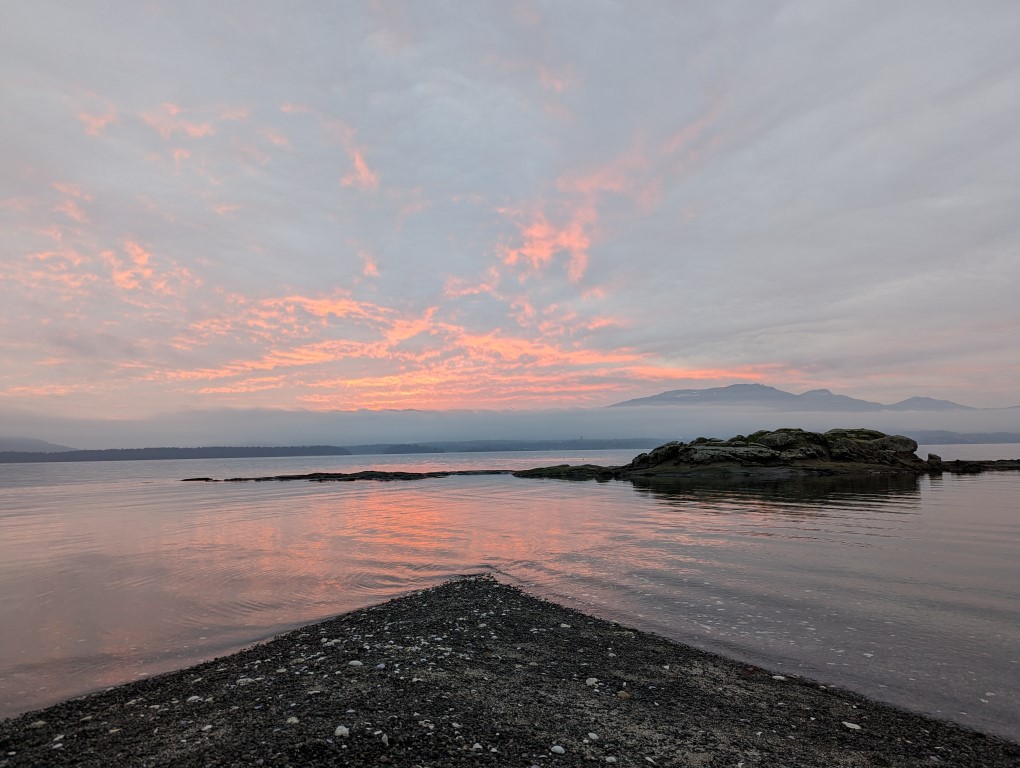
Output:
left=608, top=383, right=996, bottom=411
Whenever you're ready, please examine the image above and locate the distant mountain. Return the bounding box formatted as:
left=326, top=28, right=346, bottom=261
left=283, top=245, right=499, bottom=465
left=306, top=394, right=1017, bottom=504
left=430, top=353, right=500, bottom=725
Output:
left=608, top=383, right=975, bottom=411
left=0, top=445, right=352, bottom=464
left=0, top=436, right=75, bottom=452
left=905, top=430, right=1020, bottom=444
left=886, top=397, right=975, bottom=411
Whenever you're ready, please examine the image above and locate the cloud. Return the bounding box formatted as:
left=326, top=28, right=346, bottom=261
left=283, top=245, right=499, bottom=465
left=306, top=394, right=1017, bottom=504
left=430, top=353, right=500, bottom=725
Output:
left=1, top=1, right=1018, bottom=424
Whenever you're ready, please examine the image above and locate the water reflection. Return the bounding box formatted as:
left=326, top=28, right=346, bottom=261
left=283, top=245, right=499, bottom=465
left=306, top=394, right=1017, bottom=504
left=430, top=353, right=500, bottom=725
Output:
left=0, top=459, right=1017, bottom=742
left=630, top=472, right=922, bottom=511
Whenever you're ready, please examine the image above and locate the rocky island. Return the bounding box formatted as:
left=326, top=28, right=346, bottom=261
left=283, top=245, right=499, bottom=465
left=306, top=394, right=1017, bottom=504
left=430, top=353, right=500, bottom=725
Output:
left=182, top=429, right=1018, bottom=484
left=513, top=428, right=1020, bottom=481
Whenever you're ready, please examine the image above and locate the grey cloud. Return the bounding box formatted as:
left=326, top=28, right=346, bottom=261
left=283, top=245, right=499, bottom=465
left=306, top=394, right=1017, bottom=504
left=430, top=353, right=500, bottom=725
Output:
left=2, top=1, right=1019, bottom=418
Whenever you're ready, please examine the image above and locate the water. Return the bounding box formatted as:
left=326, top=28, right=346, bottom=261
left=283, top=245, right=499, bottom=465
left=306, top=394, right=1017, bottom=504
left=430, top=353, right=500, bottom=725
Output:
left=0, top=446, right=1018, bottom=741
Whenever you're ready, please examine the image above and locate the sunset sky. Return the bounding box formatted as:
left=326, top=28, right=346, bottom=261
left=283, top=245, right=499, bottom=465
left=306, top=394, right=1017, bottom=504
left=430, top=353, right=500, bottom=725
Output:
left=3, top=1, right=1019, bottom=422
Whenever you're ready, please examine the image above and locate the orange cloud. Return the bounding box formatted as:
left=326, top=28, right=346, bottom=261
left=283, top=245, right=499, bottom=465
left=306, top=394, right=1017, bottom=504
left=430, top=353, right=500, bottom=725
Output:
left=443, top=267, right=501, bottom=299
left=500, top=204, right=594, bottom=282
left=53, top=200, right=88, bottom=223
left=102, top=241, right=199, bottom=297
left=77, top=110, right=117, bottom=136
left=142, top=103, right=216, bottom=140
left=280, top=104, right=379, bottom=191
left=360, top=251, right=380, bottom=277
left=341, top=150, right=379, bottom=190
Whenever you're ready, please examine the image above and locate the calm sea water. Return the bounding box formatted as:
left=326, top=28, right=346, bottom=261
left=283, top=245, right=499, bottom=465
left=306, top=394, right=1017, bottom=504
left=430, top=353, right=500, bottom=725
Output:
left=0, top=446, right=1018, bottom=741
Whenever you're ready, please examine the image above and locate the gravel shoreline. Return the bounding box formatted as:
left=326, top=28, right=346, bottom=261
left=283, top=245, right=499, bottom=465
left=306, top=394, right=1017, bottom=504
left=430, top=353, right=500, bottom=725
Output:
left=1, top=576, right=1016, bottom=767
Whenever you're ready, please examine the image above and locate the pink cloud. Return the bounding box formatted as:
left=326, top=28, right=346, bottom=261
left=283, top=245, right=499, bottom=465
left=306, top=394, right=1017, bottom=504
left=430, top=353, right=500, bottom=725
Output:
left=77, top=110, right=117, bottom=136
left=280, top=105, right=379, bottom=191
left=1, top=198, right=32, bottom=212
left=443, top=267, right=502, bottom=299
left=500, top=203, right=594, bottom=282
left=341, top=150, right=379, bottom=190
left=52, top=182, right=91, bottom=200
left=173, top=148, right=190, bottom=174
left=53, top=200, right=88, bottom=223
left=360, top=251, right=380, bottom=277
left=219, top=106, right=250, bottom=121
left=262, top=128, right=291, bottom=148
left=142, top=103, right=216, bottom=140
left=101, top=241, right=200, bottom=297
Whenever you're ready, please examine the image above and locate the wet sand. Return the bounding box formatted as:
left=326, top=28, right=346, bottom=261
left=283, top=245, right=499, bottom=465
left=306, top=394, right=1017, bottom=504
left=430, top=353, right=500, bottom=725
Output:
left=1, top=576, right=1017, bottom=767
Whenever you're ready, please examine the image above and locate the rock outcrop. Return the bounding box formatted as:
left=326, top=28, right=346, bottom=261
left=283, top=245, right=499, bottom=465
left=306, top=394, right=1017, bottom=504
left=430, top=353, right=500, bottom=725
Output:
left=617, top=428, right=929, bottom=478
left=512, top=428, right=989, bottom=482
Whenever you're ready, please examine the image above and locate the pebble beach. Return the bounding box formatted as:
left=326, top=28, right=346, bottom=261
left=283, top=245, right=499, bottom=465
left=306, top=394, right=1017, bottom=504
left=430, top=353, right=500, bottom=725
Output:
left=1, top=576, right=1017, bottom=767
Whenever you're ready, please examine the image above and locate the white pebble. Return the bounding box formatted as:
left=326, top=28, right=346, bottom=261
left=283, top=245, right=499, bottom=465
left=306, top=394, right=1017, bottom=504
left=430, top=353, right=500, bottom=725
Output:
left=472, top=743, right=483, bottom=750
left=588, top=732, right=599, bottom=741
left=843, top=721, right=861, bottom=730
left=605, top=759, right=617, bottom=764
left=186, top=695, right=202, bottom=703
left=348, top=660, right=363, bottom=667
left=559, top=623, right=571, bottom=628
left=335, top=725, right=350, bottom=737
left=286, top=716, right=299, bottom=724
left=376, top=663, right=386, bottom=670
left=586, top=677, right=599, bottom=686
left=772, top=675, right=786, bottom=681
left=551, top=745, right=566, bottom=754
left=201, top=725, right=213, bottom=732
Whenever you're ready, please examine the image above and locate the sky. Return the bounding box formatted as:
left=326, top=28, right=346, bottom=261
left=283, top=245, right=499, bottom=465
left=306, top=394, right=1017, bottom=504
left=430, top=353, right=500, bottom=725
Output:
left=3, top=0, right=1019, bottom=435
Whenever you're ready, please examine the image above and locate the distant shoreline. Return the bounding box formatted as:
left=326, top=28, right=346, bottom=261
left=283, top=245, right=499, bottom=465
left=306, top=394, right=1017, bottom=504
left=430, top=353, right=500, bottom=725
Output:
left=0, top=439, right=660, bottom=464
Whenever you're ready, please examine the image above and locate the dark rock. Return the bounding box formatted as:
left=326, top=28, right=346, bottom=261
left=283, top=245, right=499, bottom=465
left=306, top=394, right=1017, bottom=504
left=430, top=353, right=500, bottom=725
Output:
left=512, top=464, right=614, bottom=481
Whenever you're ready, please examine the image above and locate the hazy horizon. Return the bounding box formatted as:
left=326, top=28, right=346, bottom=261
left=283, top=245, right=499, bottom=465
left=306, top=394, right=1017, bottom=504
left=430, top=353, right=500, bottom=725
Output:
left=5, top=397, right=1020, bottom=451
left=3, top=2, right=1019, bottom=420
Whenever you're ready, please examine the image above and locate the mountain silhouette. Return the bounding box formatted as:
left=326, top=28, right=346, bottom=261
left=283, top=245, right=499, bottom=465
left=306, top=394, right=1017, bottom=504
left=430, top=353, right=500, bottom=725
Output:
left=608, top=383, right=976, bottom=411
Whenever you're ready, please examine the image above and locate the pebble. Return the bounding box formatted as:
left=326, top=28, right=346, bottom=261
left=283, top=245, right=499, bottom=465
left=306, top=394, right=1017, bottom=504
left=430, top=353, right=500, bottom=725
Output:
left=348, top=660, right=364, bottom=667
left=843, top=721, right=862, bottom=730
left=605, top=758, right=617, bottom=764
left=201, top=725, right=213, bottom=732
left=588, top=732, right=599, bottom=741
left=286, top=716, right=299, bottom=724
left=472, top=743, right=483, bottom=750
left=586, top=678, right=599, bottom=686
left=551, top=745, right=566, bottom=754
left=186, top=695, right=202, bottom=703
left=335, top=725, right=350, bottom=737
left=772, top=675, right=787, bottom=681
left=617, top=690, right=632, bottom=699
